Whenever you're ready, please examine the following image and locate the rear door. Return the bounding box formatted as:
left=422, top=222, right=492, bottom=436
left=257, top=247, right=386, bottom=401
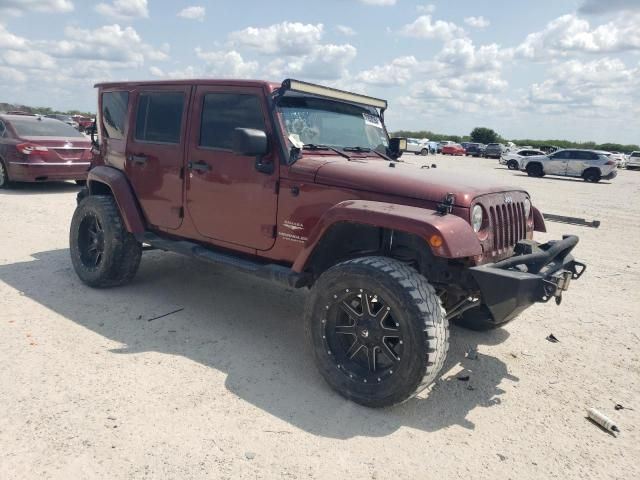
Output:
left=126, top=85, right=191, bottom=230
left=566, top=150, right=593, bottom=176
left=185, top=85, right=279, bottom=250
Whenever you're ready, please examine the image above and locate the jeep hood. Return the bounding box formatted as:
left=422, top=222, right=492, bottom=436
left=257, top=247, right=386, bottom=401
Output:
left=313, top=158, right=525, bottom=207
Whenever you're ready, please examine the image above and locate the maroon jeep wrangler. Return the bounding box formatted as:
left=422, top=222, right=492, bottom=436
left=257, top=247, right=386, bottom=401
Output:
left=70, top=79, right=585, bottom=407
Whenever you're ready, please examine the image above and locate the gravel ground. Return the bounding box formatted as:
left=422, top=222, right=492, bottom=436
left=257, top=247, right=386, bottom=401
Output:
left=1, top=155, right=639, bottom=479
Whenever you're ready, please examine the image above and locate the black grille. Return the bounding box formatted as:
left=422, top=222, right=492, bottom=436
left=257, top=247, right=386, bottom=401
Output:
left=489, top=201, right=527, bottom=251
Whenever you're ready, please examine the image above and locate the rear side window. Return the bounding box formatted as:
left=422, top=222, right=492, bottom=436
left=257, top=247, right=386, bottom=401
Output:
left=199, top=93, right=266, bottom=150
left=135, top=92, right=184, bottom=144
left=102, top=91, right=129, bottom=140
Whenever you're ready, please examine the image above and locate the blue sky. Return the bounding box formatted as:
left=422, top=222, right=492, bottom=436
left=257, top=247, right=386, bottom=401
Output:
left=1, top=0, right=639, bottom=143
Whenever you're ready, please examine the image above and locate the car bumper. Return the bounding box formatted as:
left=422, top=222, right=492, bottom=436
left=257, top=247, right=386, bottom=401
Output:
left=8, top=161, right=90, bottom=182
left=466, top=235, right=586, bottom=326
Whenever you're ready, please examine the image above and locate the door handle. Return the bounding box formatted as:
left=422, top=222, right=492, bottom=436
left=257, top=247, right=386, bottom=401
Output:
left=188, top=160, right=211, bottom=173
left=128, top=154, right=148, bottom=165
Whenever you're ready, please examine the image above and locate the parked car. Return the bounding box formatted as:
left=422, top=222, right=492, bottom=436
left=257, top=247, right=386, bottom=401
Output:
left=627, top=151, right=640, bottom=170
left=464, top=143, right=483, bottom=157
left=70, top=77, right=585, bottom=408
left=500, top=148, right=546, bottom=170
left=608, top=152, right=627, bottom=168
left=0, top=114, right=91, bottom=188
left=45, top=114, right=79, bottom=130
left=6, top=110, right=35, bottom=116
left=405, top=138, right=430, bottom=155
left=437, top=140, right=455, bottom=153
left=441, top=143, right=465, bottom=155
left=483, top=143, right=504, bottom=159
left=519, top=149, right=617, bottom=182
left=539, top=145, right=559, bottom=154
left=72, top=115, right=95, bottom=132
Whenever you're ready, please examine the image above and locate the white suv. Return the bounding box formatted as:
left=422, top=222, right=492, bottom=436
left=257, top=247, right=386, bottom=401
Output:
left=627, top=151, right=640, bottom=170
left=405, top=138, right=430, bottom=155
left=519, top=149, right=618, bottom=183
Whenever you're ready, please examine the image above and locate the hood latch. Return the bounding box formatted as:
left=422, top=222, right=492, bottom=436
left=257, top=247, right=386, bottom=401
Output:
left=437, top=193, right=455, bottom=215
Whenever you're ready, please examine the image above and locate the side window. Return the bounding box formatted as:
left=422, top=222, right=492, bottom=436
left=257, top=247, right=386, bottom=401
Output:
left=102, top=91, right=129, bottom=140
left=0, top=121, right=6, bottom=137
left=199, top=93, right=266, bottom=150
left=135, top=92, right=184, bottom=144
left=589, top=152, right=600, bottom=160
left=552, top=151, right=569, bottom=159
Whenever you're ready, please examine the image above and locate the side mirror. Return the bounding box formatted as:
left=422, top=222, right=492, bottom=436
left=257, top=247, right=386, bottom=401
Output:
left=388, top=137, right=407, bottom=159
left=232, top=128, right=268, bottom=157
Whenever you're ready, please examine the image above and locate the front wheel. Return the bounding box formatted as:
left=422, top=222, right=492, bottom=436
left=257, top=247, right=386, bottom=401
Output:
left=305, top=256, right=449, bottom=408
left=70, top=195, right=142, bottom=288
left=507, top=160, right=519, bottom=170
left=420, top=148, right=428, bottom=156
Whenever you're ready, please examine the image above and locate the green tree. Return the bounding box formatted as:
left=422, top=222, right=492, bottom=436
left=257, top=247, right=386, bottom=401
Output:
left=470, top=127, right=499, bottom=144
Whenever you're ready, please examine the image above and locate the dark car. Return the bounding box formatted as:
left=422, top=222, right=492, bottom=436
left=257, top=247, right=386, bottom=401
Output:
left=464, top=143, right=483, bottom=157
left=69, top=78, right=585, bottom=408
left=0, top=114, right=91, bottom=188
left=483, top=143, right=504, bottom=159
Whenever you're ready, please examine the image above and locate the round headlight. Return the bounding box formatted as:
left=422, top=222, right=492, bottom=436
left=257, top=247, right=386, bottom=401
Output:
left=524, top=198, right=532, bottom=218
left=471, top=205, right=484, bottom=232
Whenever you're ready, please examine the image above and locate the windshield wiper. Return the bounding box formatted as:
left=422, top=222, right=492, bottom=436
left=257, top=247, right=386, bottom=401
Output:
left=344, top=145, right=395, bottom=162
left=303, top=143, right=351, bottom=160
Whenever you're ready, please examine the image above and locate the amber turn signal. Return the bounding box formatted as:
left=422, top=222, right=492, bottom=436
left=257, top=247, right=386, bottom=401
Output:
left=429, top=235, right=443, bottom=248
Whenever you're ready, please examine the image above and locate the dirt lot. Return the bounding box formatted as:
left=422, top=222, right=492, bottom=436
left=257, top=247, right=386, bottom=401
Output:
left=1, top=155, right=639, bottom=479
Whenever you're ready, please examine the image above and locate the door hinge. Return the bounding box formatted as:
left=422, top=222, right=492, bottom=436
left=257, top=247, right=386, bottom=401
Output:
left=179, top=207, right=184, bottom=218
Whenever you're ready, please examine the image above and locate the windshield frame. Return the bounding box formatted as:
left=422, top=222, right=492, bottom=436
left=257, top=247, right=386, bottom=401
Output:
left=274, top=92, right=390, bottom=164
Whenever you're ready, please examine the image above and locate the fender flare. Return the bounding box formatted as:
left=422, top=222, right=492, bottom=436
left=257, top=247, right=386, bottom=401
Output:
left=87, top=166, right=146, bottom=234
left=292, top=200, right=482, bottom=272
left=532, top=206, right=546, bottom=233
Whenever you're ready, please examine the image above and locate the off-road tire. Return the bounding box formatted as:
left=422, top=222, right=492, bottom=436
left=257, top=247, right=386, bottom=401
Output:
left=70, top=195, right=142, bottom=288
left=507, top=160, right=519, bottom=170
left=583, top=168, right=601, bottom=183
left=526, top=163, right=544, bottom=177
left=305, top=256, right=449, bottom=408
left=0, top=159, right=11, bottom=189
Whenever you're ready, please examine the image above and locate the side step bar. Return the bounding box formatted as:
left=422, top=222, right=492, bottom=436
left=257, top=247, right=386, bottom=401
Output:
left=138, top=232, right=311, bottom=289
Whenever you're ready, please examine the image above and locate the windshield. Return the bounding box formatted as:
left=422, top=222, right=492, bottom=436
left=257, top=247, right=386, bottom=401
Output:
left=278, top=95, right=389, bottom=152
left=10, top=118, right=84, bottom=137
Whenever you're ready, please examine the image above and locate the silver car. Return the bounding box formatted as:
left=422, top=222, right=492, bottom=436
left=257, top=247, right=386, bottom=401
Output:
left=500, top=148, right=545, bottom=170
left=519, top=149, right=618, bottom=183
left=627, top=151, right=640, bottom=170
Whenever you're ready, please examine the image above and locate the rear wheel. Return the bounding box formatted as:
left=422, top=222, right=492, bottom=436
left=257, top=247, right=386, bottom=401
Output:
left=70, top=195, right=142, bottom=288
left=507, top=160, right=519, bottom=170
left=583, top=168, right=601, bottom=183
left=0, top=159, right=11, bottom=189
left=526, top=163, right=544, bottom=177
left=306, top=256, right=449, bottom=408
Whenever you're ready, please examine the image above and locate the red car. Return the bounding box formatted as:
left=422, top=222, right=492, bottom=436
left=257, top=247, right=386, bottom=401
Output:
left=0, top=114, right=92, bottom=187
left=441, top=143, right=466, bottom=156
left=72, top=115, right=95, bottom=132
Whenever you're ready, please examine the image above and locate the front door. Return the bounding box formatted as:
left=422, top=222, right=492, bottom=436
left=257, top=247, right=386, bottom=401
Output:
left=185, top=86, right=278, bottom=251
left=545, top=150, right=570, bottom=175
left=126, top=86, right=192, bottom=230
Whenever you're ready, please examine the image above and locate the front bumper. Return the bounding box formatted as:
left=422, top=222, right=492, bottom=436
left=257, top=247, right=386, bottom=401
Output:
left=467, top=235, right=586, bottom=325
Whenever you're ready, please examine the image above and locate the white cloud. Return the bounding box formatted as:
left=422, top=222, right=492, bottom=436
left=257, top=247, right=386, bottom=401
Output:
left=400, top=15, right=466, bottom=41
left=0, top=24, right=29, bottom=49
left=95, top=0, right=148, bottom=20
left=177, top=6, right=205, bottom=21
left=336, top=25, right=356, bottom=36
left=356, top=56, right=419, bottom=86
left=195, top=48, right=258, bottom=77
left=265, top=44, right=357, bottom=81
left=0, top=0, right=73, bottom=15
left=527, top=58, right=638, bottom=113
left=229, top=22, right=324, bottom=55
left=49, top=24, right=167, bottom=66
left=464, top=16, right=490, bottom=28
left=0, top=65, right=27, bottom=82
left=416, top=4, right=436, bottom=14
left=435, top=38, right=511, bottom=73
left=149, top=66, right=164, bottom=77
left=3, top=49, right=56, bottom=70
left=516, top=13, right=640, bottom=59
left=357, top=0, right=397, bottom=5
